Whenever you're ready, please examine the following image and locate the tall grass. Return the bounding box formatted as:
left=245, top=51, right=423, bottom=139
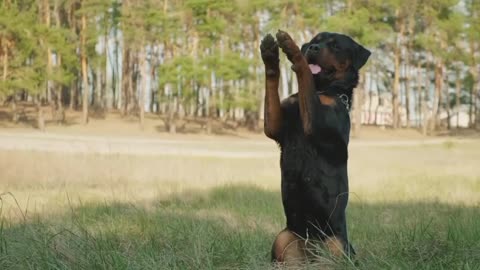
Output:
left=1, top=186, right=479, bottom=269
left=0, top=141, right=479, bottom=269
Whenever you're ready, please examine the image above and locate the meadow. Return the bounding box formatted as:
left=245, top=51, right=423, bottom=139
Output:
left=0, top=139, right=479, bottom=269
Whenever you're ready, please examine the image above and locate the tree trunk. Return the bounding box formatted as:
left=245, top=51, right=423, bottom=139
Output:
left=472, top=65, right=480, bottom=129
left=443, top=66, right=448, bottom=130
left=455, top=68, right=461, bottom=129
left=415, top=60, right=422, bottom=128
left=352, top=88, right=361, bottom=135
left=392, top=49, right=401, bottom=128
left=69, top=80, right=76, bottom=110
left=446, top=104, right=451, bottom=130
left=404, top=55, right=410, bottom=128
left=432, top=60, right=443, bottom=131
left=219, top=79, right=225, bottom=119
left=2, top=40, right=16, bottom=123
left=404, top=13, right=415, bottom=128
left=2, top=40, right=7, bottom=83
left=468, top=36, right=478, bottom=128
left=122, top=48, right=131, bottom=116
left=475, top=78, right=480, bottom=129
left=469, top=79, right=474, bottom=128
left=168, top=96, right=177, bottom=134
left=353, top=69, right=366, bottom=136
left=392, top=11, right=405, bottom=129
left=11, top=97, right=18, bottom=123
left=53, top=1, right=64, bottom=124
left=55, top=55, right=65, bottom=124
left=81, top=12, right=89, bottom=125
left=67, top=1, right=77, bottom=111
left=374, top=71, right=381, bottom=126
left=150, top=65, right=157, bottom=113
left=422, top=91, right=428, bottom=136
left=105, top=19, right=112, bottom=110
left=139, top=45, right=147, bottom=129
left=424, top=58, right=432, bottom=135
left=206, top=71, right=216, bottom=134
left=95, top=67, right=102, bottom=107
left=37, top=100, right=45, bottom=131
left=367, top=66, right=375, bottom=125
left=113, top=22, right=121, bottom=110
left=44, top=0, right=54, bottom=119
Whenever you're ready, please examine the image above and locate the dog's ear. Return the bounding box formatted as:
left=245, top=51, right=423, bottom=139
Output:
left=352, top=44, right=371, bottom=70
left=301, top=43, right=310, bottom=54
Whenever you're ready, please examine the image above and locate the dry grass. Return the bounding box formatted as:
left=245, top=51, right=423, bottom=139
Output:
left=1, top=140, right=478, bottom=218
left=0, top=146, right=279, bottom=220
left=0, top=138, right=479, bottom=269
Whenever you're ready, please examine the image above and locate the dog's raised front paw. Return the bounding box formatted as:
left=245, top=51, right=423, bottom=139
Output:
left=260, top=34, right=280, bottom=76
left=276, top=30, right=302, bottom=64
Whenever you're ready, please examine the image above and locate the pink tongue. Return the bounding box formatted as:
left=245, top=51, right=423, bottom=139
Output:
left=309, top=64, right=321, bottom=74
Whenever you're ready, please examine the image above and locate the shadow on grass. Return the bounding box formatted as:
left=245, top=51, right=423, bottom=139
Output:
left=1, top=185, right=479, bottom=269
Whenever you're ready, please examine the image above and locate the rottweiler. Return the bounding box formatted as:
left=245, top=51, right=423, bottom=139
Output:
left=260, top=30, right=370, bottom=263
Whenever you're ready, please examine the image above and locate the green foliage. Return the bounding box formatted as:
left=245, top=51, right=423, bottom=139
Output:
left=214, top=52, right=251, bottom=81
left=0, top=1, right=76, bottom=98
left=327, top=6, right=390, bottom=48
left=0, top=0, right=478, bottom=125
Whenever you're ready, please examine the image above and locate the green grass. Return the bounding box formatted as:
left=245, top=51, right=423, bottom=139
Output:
left=0, top=141, right=479, bottom=269
left=1, top=186, right=479, bottom=269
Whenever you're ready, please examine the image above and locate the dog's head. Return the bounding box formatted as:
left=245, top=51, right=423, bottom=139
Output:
left=301, top=32, right=371, bottom=90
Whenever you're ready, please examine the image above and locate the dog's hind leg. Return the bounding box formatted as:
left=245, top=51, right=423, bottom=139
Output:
left=324, top=236, right=346, bottom=257
left=271, top=229, right=307, bottom=265
left=260, top=34, right=283, bottom=140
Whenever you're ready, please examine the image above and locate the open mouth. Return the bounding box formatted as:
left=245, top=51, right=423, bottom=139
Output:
left=309, top=64, right=322, bottom=75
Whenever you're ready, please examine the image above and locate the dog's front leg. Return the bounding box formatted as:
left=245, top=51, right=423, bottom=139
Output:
left=260, top=34, right=282, bottom=140
left=276, top=30, right=317, bottom=136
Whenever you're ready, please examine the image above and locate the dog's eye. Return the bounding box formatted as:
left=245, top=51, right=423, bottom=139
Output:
left=330, top=42, right=339, bottom=50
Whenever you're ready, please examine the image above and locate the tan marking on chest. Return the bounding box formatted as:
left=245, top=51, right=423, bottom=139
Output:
left=319, top=95, right=336, bottom=106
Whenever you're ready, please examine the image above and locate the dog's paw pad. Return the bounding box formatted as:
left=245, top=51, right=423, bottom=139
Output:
left=275, top=30, right=301, bottom=63
left=260, top=34, right=279, bottom=66
left=275, top=30, right=293, bottom=44
left=260, top=34, right=277, bottom=50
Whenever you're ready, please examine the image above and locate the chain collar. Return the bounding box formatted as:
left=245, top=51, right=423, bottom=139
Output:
left=338, top=94, right=350, bottom=110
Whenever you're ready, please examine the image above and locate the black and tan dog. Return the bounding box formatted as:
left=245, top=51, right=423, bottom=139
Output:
left=260, top=30, right=370, bottom=263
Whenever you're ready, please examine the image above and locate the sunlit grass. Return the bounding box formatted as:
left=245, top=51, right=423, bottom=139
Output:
left=0, top=141, right=479, bottom=269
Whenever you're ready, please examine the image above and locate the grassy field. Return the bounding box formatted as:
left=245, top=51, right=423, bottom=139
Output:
left=0, top=139, right=479, bottom=269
